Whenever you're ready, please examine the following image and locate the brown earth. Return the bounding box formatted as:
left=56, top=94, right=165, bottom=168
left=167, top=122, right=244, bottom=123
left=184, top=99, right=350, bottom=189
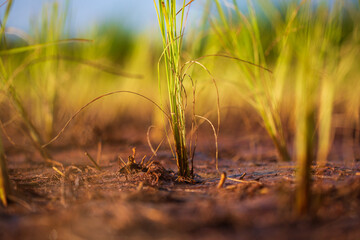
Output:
left=1, top=123, right=360, bottom=240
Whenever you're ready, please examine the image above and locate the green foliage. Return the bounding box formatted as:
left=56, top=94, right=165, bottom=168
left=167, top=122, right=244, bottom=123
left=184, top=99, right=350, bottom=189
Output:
left=210, top=0, right=359, bottom=214
left=0, top=0, right=14, bottom=207
left=153, top=0, right=190, bottom=178
left=29, top=1, right=69, bottom=140
left=213, top=0, right=290, bottom=162
left=289, top=0, right=359, bottom=214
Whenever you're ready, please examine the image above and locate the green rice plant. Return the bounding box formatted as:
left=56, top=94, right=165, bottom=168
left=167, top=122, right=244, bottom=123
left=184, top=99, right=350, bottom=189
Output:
left=28, top=1, right=69, bottom=140
left=291, top=1, right=321, bottom=214
left=0, top=0, right=53, bottom=163
left=0, top=0, right=13, bottom=206
left=297, top=0, right=354, bottom=167
left=321, top=1, right=360, bottom=165
left=0, top=0, right=87, bottom=163
left=287, top=0, right=359, bottom=214
left=340, top=1, right=360, bottom=162
left=54, top=22, right=159, bottom=135
left=293, top=37, right=316, bottom=215
left=211, top=0, right=359, bottom=213
left=213, top=0, right=291, bottom=162
left=153, top=0, right=190, bottom=178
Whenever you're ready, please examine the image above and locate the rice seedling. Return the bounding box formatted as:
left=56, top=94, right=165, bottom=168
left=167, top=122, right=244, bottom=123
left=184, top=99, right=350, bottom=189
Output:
left=211, top=0, right=359, bottom=214
left=153, top=0, right=191, bottom=178
left=255, top=0, right=360, bottom=214
left=292, top=0, right=360, bottom=214
left=0, top=0, right=13, bottom=206
left=55, top=23, right=159, bottom=136
left=28, top=1, right=69, bottom=140
left=213, top=0, right=291, bottom=162
left=0, top=0, right=88, bottom=164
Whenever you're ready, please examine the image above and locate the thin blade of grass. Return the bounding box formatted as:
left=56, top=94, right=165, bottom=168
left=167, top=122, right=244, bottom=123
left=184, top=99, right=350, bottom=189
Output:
left=42, top=91, right=169, bottom=148
left=0, top=38, right=92, bottom=55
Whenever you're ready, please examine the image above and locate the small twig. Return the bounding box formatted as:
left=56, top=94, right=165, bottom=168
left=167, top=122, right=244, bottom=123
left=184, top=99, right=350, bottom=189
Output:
left=314, top=175, right=339, bottom=180
left=239, top=172, right=246, bottom=180
left=96, top=140, right=102, bottom=165
left=146, top=160, right=155, bottom=169
left=140, top=156, right=146, bottom=166
left=118, top=156, right=127, bottom=167
left=227, top=177, right=262, bottom=185
left=52, top=166, right=65, bottom=177
left=217, top=172, right=227, bottom=188
left=137, top=182, right=144, bottom=192
left=84, top=152, right=101, bottom=171
left=131, top=147, right=136, bottom=159
left=118, top=156, right=131, bottom=174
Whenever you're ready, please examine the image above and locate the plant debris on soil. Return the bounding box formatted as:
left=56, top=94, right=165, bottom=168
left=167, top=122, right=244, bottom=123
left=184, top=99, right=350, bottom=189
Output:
left=118, top=147, right=175, bottom=186
left=1, top=129, right=360, bottom=240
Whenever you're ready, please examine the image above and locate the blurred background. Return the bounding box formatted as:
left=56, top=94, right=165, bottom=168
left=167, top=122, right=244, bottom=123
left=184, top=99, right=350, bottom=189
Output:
left=1, top=0, right=359, bottom=162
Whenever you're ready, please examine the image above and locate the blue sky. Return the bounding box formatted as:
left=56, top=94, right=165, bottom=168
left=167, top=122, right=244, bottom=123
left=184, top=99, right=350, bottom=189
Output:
left=1, top=0, right=213, bottom=33
left=1, top=0, right=349, bottom=35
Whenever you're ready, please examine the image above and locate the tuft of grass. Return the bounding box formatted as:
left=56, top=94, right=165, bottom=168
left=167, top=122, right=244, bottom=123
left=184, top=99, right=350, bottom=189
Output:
left=0, top=0, right=89, bottom=164
left=0, top=0, right=51, bottom=162
left=213, top=0, right=290, bottom=162
left=211, top=0, right=359, bottom=214
left=292, top=0, right=358, bottom=215
left=153, top=0, right=190, bottom=178
left=29, top=1, right=69, bottom=140
left=0, top=0, right=13, bottom=206
left=273, top=0, right=360, bottom=215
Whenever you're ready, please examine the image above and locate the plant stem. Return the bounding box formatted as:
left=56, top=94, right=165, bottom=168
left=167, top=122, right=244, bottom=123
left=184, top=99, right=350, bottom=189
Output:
left=5, top=80, right=53, bottom=162
left=0, top=136, right=10, bottom=207
left=272, top=135, right=291, bottom=162
left=0, top=0, right=52, bottom=163
left=154, top=0, right=190, bottom=178
left=295, top=109, right=315, bottom=215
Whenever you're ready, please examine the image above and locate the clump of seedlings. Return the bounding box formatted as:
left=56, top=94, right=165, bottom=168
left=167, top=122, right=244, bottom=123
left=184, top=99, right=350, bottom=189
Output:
left=153, top=0, right=220, bottom=181
left=153, top=0, right=191, bottom=179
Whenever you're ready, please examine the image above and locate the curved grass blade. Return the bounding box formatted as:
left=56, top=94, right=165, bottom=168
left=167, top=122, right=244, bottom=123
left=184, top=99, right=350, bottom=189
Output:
left=42, top=91, right=169, bottom=148
left=0, top=38, right=92, bottom=55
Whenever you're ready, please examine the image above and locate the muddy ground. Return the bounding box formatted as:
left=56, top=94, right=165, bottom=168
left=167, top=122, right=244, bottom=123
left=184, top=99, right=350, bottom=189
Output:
left=1, top=123, right=360, bottom=240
